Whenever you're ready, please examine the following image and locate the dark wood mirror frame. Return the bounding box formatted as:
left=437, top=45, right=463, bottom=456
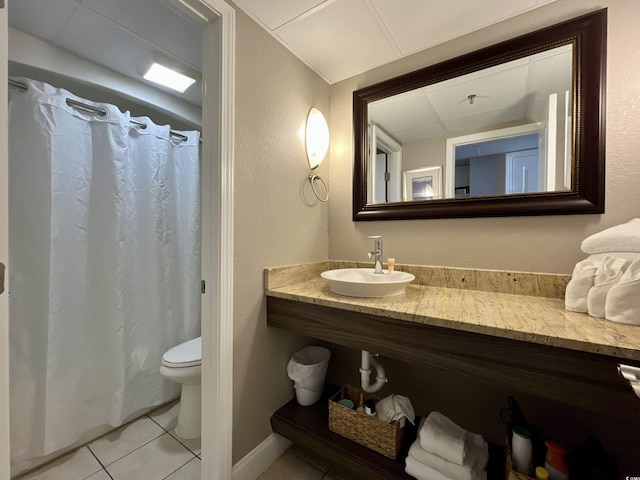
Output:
left=353, top=9, right=606, bottom=221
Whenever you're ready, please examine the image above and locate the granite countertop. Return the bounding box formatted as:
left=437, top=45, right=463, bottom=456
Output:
left=265, top=261, right=640, bottom=362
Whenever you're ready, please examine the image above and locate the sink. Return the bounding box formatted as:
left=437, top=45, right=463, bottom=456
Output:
left=320, top=268, right=415, bottom=298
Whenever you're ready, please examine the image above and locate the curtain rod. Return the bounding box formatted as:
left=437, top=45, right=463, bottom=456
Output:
left=9, top=79, right=200, bottom=144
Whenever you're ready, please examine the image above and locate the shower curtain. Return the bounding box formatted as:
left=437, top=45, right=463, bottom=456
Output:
left=8, top=79, right=201, bottom=461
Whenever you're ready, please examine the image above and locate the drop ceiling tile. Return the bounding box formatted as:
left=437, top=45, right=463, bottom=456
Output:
left=369, top=0, right=557, bottom=55
left=80, top=0, right=203, bottom=69
left=234, top=0, right=328, bottom=30
left=8, top=0, right=80, bottom=42
left=276, top=0, right=398, bottom=83
left=53, top=6, right=199, bottom=102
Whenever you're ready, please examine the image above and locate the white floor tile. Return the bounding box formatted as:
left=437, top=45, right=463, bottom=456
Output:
left=290, top=445, right=331, bottom=473
left=85, top=470, right=112, bottom=480
left=169, top=428, right=201, bottom=455
left=257, top=452, right=324, bottom=480
left=105, top=433, right=195, bottom=480
left=89, top=416, right=165, bottom=466
left=19, top=447, right=102, bottom=480
left=148, top=400, right=180, bottom=431
left=164, top=457, right=201, bottom=480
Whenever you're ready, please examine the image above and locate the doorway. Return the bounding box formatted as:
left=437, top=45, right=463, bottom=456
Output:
left=0, top=0, right=234, bottom=479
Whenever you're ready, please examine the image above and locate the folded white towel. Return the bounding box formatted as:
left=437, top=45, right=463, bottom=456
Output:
left=405, top=453, right=455, bottom=480
left=565, top=259, right=600, bottom=312
left=581, top=218, right=640, bottom=254
left=377, top=394, right=415, bottom=425
left=419, top=412, right=467, bottom=465
left=409, top=438, right=487, bottom=480
left=605, top=260, right=640, bottom=325
left=587, top=256, right=631, bottom=318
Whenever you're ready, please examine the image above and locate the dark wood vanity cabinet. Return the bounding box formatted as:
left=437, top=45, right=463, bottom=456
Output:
left=267, top=295, right=640, bottom=478
left=267, top=297, right=640, bottom=422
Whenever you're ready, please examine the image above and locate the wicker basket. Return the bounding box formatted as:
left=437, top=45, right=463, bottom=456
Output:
left=328, top=385, right=405, bottom=459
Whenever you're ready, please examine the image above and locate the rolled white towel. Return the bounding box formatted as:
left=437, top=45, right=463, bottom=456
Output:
left=418, top=412, right=466, bottom=465
left=581, top=218, right=640, bottom=254
left=605, top=260, right=640, bottom=325
left=565, top=259, right=600, bottom=312
left=408, top=439, right=487, bottom=480
left=587, top=256, right=631, bottom=318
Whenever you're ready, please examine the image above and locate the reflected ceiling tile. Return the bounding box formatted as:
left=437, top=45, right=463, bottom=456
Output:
left=234, top=0, right=328, bottom=30
left=276, top=0, right=398, bottom=84
left=8, top=0, right=80, bottom=41
left=527, top=49, right=572, bottom=102
left=369, top=0, right=557, bottom=55
left=444, top=105, right=527, bottom=133
left=397, top=123, right=446, bottom=143
left=428, top=65, right=529, bottom=120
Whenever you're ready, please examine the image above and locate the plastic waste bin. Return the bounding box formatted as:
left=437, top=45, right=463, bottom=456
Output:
left=287, top=345, right=331, bottom=406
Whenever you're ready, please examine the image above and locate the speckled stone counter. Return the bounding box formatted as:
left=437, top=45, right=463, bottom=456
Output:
left=265, top=261, right=640, bottom=362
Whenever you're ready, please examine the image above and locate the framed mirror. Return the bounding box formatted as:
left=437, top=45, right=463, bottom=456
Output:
left=353, top=9, right=606, bottom=221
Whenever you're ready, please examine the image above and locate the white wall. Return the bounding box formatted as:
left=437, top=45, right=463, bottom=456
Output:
left=328, top=0, right=640, bottom=274
left=231, top=5, right=330, bottom=463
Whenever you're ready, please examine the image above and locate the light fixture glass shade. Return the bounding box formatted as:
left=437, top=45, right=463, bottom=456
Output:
left=306, top=108, right=329, bottom=170
left=139, top=55, right=199, bottom=93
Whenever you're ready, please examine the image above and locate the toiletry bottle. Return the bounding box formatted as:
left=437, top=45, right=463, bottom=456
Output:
left=544, top=441, right=568, bottom=480
left=388, top=258, right=395, bottom=272
left=364, top=398, right=376, bottom=417
left=357, top=393, right=365, bottom=414
left=512, top=426, right=533, bottom=476
left=535, top=466, right=550, bottom=480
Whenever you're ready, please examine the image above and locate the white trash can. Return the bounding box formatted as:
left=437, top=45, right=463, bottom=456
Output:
left=286, top=345, right=331, bottom=406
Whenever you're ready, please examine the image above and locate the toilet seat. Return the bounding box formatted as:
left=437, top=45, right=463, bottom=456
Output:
left=162, top=337, right=201, bottom=368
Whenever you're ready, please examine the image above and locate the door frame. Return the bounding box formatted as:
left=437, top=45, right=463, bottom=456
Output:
left=0, top=1, right=10, bottom=478
left=176, top=1, right=235, bottom=479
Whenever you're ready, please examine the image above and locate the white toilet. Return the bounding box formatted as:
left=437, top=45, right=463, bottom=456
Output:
left=160, top=336, right=202, bottom=439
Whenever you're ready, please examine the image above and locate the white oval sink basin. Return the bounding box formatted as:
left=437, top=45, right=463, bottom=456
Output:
left=320, top=268, right=415, bottom=298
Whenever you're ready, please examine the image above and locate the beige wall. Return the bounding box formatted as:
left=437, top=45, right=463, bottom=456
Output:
left=328, top=0, right=640, bottom=274
left=324, top=0, right=640, bottom=471
left=232, top=6, right=330, bottom=463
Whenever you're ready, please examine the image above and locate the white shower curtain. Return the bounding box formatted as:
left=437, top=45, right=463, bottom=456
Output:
left=8, top=79, right=201, bottom=461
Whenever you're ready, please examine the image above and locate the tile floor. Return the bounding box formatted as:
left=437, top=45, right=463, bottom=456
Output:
left=256, top=445, right=361, bottom=480
left=15, top=403, right=359, bottom=480
left=16, top=401, right=201, bottom=480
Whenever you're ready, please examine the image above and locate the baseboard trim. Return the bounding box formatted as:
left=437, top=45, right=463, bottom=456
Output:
left=232, top=433, right=292, bottom=480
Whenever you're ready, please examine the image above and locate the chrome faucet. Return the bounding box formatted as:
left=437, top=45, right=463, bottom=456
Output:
left=367, top=235, right=384, bottom=274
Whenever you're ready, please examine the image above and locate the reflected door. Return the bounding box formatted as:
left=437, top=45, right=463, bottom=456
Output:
left=506, top=149, right=540, bottom=194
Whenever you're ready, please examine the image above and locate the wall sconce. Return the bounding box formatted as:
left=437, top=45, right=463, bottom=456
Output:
left=306, top=107, right=329, bottom=202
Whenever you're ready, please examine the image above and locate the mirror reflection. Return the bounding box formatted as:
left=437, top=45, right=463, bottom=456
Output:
left=367, top=44, right=573, bottom=205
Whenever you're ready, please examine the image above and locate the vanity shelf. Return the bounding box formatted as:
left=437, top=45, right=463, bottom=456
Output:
left=267, top=296, right=640, bottom=421
left=270, top=384, right=505, bottom=480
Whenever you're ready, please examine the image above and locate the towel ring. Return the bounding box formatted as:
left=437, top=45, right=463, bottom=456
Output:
left=309, top=173, right=329, bottom=202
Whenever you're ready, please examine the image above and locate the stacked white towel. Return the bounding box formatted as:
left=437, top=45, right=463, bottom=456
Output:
left=586, top=256, right=630, bottom=318
left=581, top=218, right=640, bottom=254
left=565, top=219, right=640, bottom=325
left=404, top=413, right=488, bottom=480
